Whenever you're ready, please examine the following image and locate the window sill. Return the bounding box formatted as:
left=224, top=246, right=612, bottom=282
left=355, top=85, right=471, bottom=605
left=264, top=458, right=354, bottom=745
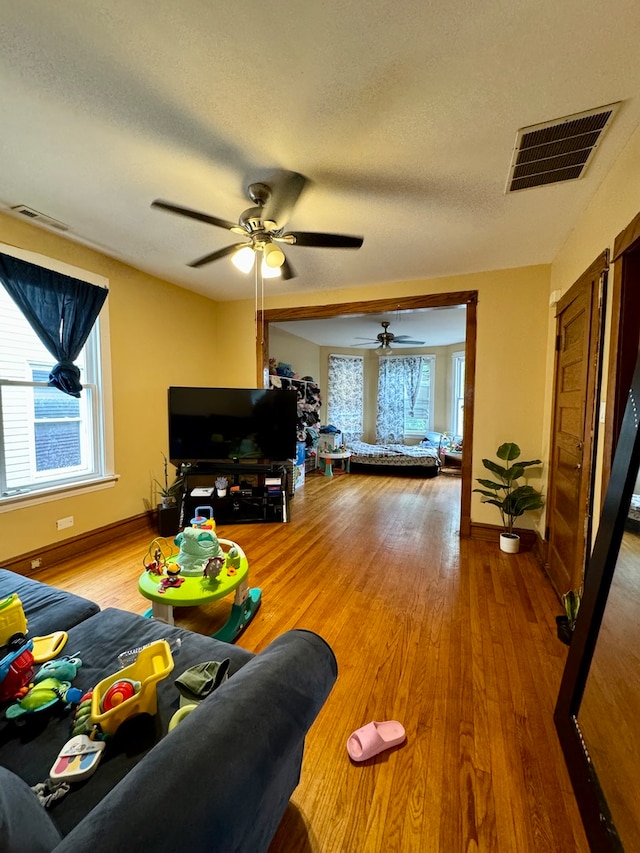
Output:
left=0, top=474, right=120, bottom=513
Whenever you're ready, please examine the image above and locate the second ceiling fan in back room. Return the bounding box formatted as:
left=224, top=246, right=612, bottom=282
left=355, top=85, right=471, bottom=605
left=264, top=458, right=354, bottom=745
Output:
left=353, top=321, right=426, bottom=353
left=151, top=171, right=364, bottom=280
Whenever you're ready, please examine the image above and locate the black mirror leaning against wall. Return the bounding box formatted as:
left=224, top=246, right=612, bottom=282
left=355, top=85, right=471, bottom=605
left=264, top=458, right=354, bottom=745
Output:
left=554, top=350, right=640, bottom=852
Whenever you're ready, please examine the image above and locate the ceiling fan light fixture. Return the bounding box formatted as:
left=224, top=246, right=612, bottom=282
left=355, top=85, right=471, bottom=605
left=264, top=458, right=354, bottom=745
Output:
left=378, top=343, right=392, bottom=356
left=231, top=245, right=255, bottom=274
left=261, top=257, right=281, bottom=279
left=263, top=241, right=285, bottom=268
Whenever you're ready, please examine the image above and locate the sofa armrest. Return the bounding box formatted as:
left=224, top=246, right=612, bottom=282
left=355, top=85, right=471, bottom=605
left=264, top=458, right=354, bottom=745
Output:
left=0, top=569, right=100, bottom=636
left=55, top=629, right=337, bottom=853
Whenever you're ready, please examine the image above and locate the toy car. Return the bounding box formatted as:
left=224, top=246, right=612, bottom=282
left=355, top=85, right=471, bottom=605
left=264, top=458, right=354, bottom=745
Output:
left=0, top=593, right=28, bottom=649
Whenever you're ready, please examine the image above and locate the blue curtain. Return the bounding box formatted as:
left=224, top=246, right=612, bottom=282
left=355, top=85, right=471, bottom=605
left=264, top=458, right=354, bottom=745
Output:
left=0, top=253, right=108, bottom=397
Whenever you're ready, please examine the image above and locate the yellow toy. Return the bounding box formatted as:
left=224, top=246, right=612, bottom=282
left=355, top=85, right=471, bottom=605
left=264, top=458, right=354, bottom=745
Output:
left=32, top=631, right=68, bottom=663
left=0, top=594, right=28, bottom=647
left=89, top=640, right=174, bottom=737
left=190, top=505, right=215, bottom=531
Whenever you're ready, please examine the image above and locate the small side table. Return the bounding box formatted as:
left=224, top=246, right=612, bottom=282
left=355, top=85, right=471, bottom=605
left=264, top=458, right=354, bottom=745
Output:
left=442, top=451, right=462, bottom=469
left=318, top=450, right=352, bottom=477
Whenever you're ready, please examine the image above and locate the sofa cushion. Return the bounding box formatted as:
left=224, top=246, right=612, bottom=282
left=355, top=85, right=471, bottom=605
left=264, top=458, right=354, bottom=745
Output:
left=0, top=766, right=62, bottom=853
left=0, top=607, right=254, bottom=837
left=0, top=569, right=100, bottom=637
left=57, top=628, right=338, bottom=853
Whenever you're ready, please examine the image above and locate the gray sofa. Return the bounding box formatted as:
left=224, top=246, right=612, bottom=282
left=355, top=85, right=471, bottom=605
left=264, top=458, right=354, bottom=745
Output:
left=0, top=569, right=337, bottom=852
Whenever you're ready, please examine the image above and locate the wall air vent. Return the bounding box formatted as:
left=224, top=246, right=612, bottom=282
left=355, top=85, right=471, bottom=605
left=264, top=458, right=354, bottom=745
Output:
left=506, top=102, right=620, bottom=193
left=10, top=205, right=69, bottom=231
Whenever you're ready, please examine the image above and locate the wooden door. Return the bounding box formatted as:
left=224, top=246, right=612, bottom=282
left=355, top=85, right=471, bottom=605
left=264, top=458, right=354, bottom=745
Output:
left=546, top=253, right=608, bottom=595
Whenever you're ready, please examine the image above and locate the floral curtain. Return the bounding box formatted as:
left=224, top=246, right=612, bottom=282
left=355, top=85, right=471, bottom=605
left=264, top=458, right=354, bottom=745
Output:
left=327, top=355, right=363, bottom=444
left=403, top=356, right=424, bottom=416
left=376, top=355, right=424, bottom=443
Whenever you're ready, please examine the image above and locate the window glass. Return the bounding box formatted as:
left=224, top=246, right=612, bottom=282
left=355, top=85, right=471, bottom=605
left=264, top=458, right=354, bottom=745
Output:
left=452, top=352, right=465, bottom=436
left=404, top=356, right=435, bottom=436
left=0, top=280, right=103, bottom=498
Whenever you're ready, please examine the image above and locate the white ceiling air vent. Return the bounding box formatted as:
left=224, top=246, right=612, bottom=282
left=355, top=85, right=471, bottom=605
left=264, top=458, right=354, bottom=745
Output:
left=10, top=205, right=69, bottom=231
left=506, top=102, right=620, bottom=192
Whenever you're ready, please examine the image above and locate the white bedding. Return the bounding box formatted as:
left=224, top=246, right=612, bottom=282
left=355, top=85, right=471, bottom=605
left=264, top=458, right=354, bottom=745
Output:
left=348, top=440, right=440, bottom=468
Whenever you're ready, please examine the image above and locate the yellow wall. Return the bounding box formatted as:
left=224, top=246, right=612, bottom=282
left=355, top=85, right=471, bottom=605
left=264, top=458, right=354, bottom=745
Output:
left=219, top=265, right=552, bottom=529
left=1, top=213, right=556, bottom=560
left=0, top=213, right=223, bottom=562
left=270, top=326, right=322, bottom=382
left=545, top=121, right=640, bottom=516
left=269, top=333, right=466, bottom=444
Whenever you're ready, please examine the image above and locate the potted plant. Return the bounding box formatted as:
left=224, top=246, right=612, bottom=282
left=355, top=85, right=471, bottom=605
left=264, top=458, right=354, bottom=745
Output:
left=215, top=476, right=229, bottom=498
left=154, top=453, right=183, bottom=509
left=474, top=442, right=544, bottom=553
left=556, top=589, right=581, bottom=645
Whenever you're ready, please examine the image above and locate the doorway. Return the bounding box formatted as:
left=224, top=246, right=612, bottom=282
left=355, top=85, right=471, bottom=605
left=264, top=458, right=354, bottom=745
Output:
left=257, top=290, right=478, bottom=536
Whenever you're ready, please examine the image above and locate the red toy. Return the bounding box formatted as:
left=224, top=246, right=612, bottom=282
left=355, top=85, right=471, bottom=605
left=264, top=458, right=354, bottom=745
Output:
left=0, top=639, right=35, bottom=702
left=101, top=679, right=140, bottom=712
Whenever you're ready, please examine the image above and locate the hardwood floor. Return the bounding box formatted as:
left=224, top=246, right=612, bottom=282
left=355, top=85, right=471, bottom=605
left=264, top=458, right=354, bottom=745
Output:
left=32, top=469, right=588, bottom=852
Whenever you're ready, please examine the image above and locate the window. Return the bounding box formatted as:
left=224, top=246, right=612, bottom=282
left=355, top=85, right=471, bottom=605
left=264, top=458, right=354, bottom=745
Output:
left=327, top=355, right=364, bottom=443
left=451, top=352, right=465, bottom=436
left=377, top=355, right=434, bottom=442
left=404, top=356, right=435, bottom=437
left=0, top=264, right=107, bottom=499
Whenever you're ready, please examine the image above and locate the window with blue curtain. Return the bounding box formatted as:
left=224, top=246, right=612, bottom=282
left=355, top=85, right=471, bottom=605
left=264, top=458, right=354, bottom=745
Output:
left=376, top=355, right=434, bottom=442
left=0, top=252, right=108, bottom=498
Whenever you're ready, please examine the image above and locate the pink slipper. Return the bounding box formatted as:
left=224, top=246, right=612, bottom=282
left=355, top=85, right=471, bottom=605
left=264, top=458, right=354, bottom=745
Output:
left=347, top=720, right=406, bottom=761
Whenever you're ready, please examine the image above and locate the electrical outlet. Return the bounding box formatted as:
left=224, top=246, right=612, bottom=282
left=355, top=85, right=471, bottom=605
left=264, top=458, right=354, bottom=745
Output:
left=31, top=558, right=41, bottom=569
left=56, top=516, right=74, bottom=530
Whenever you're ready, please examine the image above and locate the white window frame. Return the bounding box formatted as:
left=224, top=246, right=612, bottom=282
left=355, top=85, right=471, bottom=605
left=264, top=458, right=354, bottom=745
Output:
left=403, top=355, right=435, bottom=438
left=451, top=351, right=465, bottom=436
left=0, top=243, right=116, bottom=510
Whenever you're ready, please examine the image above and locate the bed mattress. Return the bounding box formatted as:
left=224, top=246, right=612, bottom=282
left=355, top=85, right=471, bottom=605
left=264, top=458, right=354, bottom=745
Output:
left=348, top=441, right=440, bottom=468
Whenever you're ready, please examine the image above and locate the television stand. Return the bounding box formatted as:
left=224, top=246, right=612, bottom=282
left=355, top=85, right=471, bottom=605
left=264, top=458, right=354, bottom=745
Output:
left=178, top=461, right=290, bottom=528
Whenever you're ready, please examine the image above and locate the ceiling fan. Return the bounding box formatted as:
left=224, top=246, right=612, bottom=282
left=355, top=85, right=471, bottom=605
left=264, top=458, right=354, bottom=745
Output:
left=353, top=321, right=426, bottom=350
left=151, top=173, right=363, bottom=280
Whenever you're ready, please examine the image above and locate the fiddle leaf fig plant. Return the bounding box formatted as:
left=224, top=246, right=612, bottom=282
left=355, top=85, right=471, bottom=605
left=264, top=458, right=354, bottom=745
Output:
left=474, top=442, right=544, bottom=536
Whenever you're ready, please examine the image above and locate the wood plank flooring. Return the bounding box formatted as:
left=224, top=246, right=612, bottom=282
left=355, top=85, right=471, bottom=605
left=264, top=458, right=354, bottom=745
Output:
left=32, top=469, right=589, bottom=852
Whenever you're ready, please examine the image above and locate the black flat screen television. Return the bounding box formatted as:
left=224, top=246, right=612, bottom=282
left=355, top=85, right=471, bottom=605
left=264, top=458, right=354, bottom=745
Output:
left=168, top=386, right=298, bottom=466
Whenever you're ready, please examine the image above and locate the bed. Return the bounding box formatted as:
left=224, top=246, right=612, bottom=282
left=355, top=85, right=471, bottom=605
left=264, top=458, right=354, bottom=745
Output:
left=347, top=433, right=442, bottom=475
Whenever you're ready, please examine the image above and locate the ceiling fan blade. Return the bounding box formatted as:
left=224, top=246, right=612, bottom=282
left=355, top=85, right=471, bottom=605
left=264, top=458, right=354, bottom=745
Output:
left=188, top=243, right=248, bottom=268
left=152, top=199, right=237, bottom=232
left=393, top=338, right=426, bottom=345
left=263, top=171, right=308, bottom=227
left=281, top=231, right=364, bottom=249
left=280, top=255, right=296, bottom=281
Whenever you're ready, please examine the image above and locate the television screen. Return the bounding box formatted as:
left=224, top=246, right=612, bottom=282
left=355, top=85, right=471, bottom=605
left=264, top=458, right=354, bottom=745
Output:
left=168, top=387, right=298, bottom=465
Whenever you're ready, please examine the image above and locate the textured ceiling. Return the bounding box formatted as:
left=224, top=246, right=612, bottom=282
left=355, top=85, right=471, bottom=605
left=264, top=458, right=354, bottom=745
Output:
left=272, top=307, right=467, bottom=349
left=1, top=1, right=640, bottom=304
